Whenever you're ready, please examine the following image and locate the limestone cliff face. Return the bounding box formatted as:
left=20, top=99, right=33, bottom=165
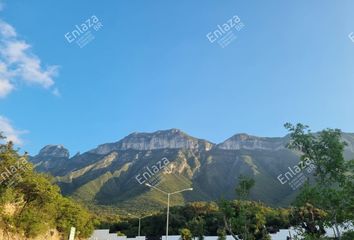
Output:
left=29, top=130, right=354, bottom=209
left=217, top=134, right=287, bottom=151
left=29, top=145, right=70, bottom=175
left=36, top=145, right=70, bottom=158
left=92, top=129, right=214, bottom=154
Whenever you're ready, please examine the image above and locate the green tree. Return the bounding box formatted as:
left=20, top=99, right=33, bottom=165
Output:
left=219, top=176, right=270, bottom=240
left=219, top=201, right=270, bottom=240
left=187, top=217, right=205, bottom=240
left=235, top=175, right=255, bottom=200
left=285, top=123, right=354, bottom=239
left=217, top=228, right=226, bottom=240
left=342, top=231, right=354, bottom=240
left=0, top=136, right=95, bottom=239
left=289, top=203, right=327, bottom=238
left=180, top=228, right=192, bottom=240
left=56, top=198, right=95, bottom=238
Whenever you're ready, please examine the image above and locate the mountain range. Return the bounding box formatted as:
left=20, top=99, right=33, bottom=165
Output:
left=29, top=129, right=354, bottom=211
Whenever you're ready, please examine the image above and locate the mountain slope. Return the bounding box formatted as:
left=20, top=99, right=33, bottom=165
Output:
left=30, top=129, right=354, bottom=211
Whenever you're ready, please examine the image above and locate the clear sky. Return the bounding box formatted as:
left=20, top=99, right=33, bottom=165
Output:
left=0, top=0, right=354, bottom=155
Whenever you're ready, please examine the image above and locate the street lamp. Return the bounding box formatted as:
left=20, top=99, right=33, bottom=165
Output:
left=145, top=183, right=193, bottom=240
left=128, top=213, right=147, bottom=237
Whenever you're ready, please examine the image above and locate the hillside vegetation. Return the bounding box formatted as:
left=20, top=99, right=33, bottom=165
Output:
left=30, top=129, right=354, bottom=211
left=102, top=124, right=354, bottom=240
left=0, top=137, right=95, bottom=239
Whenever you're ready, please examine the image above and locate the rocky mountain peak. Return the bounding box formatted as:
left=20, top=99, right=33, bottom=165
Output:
left=120, top=129, right=199, bottom=150
left=92, top=129, right=214, bottom=154
left=37, top=145, right=70, bottom=158
left=217, top=134, right=286, bottom=151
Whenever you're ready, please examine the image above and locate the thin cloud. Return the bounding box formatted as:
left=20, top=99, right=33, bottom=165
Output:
left=52, top=87, right=61, bottom=97
left=0, top=116, right=28, bottom=145
left=0, top=78, right=13, bottom=97
left=0, top=17, right=59, bottom=98
left=0, top=20, right=15, bottom=37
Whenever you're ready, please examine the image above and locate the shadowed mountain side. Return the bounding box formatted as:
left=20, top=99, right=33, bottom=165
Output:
left=30, top=129, right=354, bottom=210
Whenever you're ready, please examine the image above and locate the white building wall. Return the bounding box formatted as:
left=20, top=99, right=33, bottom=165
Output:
left=90, top=225, right=352, bottom=240
left=88, top=230, right=146, bottom=240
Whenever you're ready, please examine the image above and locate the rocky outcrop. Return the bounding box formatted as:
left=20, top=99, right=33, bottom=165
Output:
left=36, top=145, right=70, bottom=158
left=91, top=129, right=215, bottom=154
left=217, top=134, right=287, bottom=151
left=29, top=130, right=354, bottom=209
left=29, top=145, right=70, bottom=174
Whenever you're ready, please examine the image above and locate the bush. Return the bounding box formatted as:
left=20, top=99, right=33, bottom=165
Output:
left=342, top=230, right=354, bottom=240
left=0, top=140, right=94, bottom=238
left=180, top=228, right=192, bottom=240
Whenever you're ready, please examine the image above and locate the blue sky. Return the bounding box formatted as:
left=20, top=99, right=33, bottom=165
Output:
left=0, top=0, right=354, bottom=155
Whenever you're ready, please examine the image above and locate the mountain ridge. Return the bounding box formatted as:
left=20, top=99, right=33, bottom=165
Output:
left=29, top=129, right=354, bottom=211
left=33, top=129, right=299, bottom=158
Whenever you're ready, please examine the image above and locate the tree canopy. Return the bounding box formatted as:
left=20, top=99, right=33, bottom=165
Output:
left=0, top=136, right=95, bottom=239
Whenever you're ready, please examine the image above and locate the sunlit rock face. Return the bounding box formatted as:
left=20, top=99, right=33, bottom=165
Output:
left=29, top=145, right=70, bottom=175
left=217, top=134, right=287, bottom=151
left=91, top=129, right=215, bottom=154
left=29, top=130, right=354, bottom=209
left=37, top=145, right=70, bottom=158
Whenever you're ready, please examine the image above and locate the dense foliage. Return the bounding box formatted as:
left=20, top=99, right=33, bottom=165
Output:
left=108, top=201, right=290, bottom=239
left=108, top=124, right=354, bottom=240
left=1, top=123, right=353, bottom=240
left=0, top=137, right=95, bottom=239
left=285, top=123, right=354, bottom=239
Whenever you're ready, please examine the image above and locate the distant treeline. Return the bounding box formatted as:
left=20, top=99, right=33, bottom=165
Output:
left=1, top=122, right=354, bottom=240
left=108, top=201, right=290, bottom=238
left=102, top=124, right=354, bottom=240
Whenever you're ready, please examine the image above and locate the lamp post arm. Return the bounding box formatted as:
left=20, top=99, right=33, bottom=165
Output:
left=170, top=188, right=193, bottom=195
left=145, top=184, right=169, bottom=195
left=144, top=184, right=193, bottom=240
